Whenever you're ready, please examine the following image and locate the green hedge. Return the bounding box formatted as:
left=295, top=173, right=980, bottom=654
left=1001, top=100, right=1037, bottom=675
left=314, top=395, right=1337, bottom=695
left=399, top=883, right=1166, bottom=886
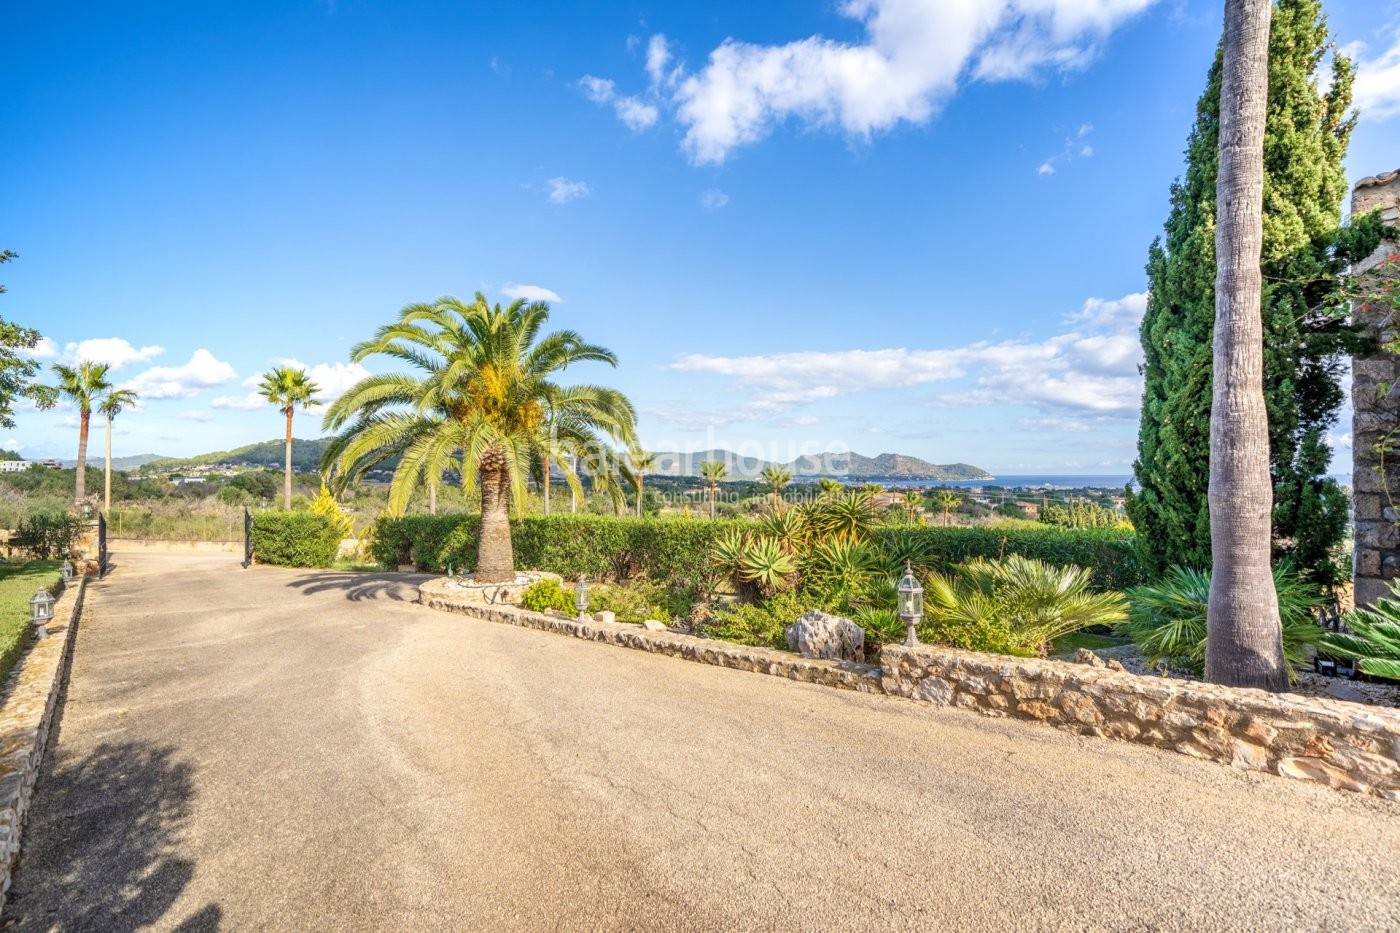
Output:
left=250, top=512, right=342, bottom=568
left=372, top=514, right=1145, bottom=589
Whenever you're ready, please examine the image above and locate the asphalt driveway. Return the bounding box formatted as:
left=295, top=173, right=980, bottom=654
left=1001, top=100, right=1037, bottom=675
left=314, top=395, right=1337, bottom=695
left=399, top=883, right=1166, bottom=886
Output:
left=7, top=552, right=1399, bottom=931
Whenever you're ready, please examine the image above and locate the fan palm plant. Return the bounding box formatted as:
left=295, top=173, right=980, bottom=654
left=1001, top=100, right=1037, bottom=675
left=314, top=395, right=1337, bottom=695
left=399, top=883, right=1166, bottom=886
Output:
left=322, top=294, right=636, bottom=582
left=759, top=465, right=792, bottom=513
left=258, top=366, right=321, bottom=510
left=700, top=460, right=727, bottom=519
left=50, top=361, right=113, bottom=504
left=1325, top=583, right=1400, bottom=680
left=98, top=387, right=139, bottom=512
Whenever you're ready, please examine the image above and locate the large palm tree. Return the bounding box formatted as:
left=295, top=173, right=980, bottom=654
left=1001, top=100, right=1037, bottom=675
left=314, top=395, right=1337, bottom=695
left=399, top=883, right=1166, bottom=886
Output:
left=760, top=465, right=792, bottom=513
left=51, top=361, right=112, bottom=504
left=258, top=367, right=321, bottom=511
left=322, top=294, right=636, bottom=582
left=98, top=388, right=138, bottom=513
left=934, top=489, right=960, bottom=527
left=1207, top=0, right=1284, bottom=690
left=700, top=460, right=727, bottom=520
left=625, top=449, right=657, bottom=517
left=903, top=490, right=922, bottom=525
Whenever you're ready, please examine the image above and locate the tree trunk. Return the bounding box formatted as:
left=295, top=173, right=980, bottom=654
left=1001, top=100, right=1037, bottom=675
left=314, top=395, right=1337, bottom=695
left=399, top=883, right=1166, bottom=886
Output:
left=476, top=447, right=515, bottom=583
left=709, top=482, right=716, bottom=520
left=283, top=407, right=294, bottom=511
left=1207, top=0, right=1284, bottom=690
left=543, top=456, right=550, bottom=516
left=104, top=412, right=113, bottom=513
left=75, top=409, right=90, bottom=503
left=428, top=480, right=437, bottom=516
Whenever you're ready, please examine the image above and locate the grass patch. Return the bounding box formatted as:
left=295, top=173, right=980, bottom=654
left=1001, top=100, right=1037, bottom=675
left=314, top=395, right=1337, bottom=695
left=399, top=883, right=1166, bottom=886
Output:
left=1051, top=631, right=1129, bottom=655
left=0, top=560, right=60, bottom=688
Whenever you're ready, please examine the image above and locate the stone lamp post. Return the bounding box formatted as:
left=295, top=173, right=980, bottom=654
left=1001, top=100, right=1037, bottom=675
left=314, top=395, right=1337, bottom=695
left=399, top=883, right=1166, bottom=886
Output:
left=29, top=588, right=56, bottom=639
left=575, top=574, right=589, bottom=622
left=898, top=561, right=923, bottom=647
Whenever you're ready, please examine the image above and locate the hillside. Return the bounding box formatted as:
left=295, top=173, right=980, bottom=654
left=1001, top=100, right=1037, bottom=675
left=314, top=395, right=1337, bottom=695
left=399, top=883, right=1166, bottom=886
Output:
left=142, top=438, right=338, bottom=474
left=654, top=449, right=991, bottom=481
left=61, top=453, right=168, bottom=471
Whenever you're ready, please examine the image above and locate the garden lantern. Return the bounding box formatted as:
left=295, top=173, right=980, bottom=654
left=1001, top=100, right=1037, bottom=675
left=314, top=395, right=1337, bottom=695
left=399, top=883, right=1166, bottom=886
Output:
left=29, top=587, right=56, bottom=639
left=575, top=574, right=589, bottom=621
left=60, top=559, right=73, bottom=583
left=897, top=561, right=923, bottom=647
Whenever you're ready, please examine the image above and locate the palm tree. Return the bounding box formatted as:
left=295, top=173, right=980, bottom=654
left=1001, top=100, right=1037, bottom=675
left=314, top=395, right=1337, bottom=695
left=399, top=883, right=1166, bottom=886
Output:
left=258, top=367, right=321, bottom=511
left=626, top=449, right=657, bottom=517
left=903, top=490, right=922, bottom=525
left=50, top=361, right=112, bottom=504
left=759, top=465, right=792, bottom=513
left=700, top=460, right=727, bottom=519
left=934, top=489, right=960, bottom=527
left=1206, top=0, right=1284, bottom=690
left=322, top=294, right=636, bottom=582
left=98, top=388, right=138, bottom=513
left=817, top=478, right=843, bottom=500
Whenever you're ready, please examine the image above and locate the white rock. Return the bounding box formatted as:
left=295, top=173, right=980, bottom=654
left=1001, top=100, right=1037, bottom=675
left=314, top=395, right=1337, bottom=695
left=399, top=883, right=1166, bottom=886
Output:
left=595, top=611, right=616, bottom=624
left=642, top=619, right=667, bottom=632
left=785, top=610, right=865, bottom=663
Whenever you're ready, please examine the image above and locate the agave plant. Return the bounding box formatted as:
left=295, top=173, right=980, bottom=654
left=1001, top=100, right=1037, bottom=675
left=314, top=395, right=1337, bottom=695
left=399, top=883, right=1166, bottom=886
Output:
left=925, top=554, right=1128, bottom=658
left=877, top=529, right=936, bottom=577
left=804, top=538, right=883, bottom=606
left=1324, top=582, right=1400, bottom=680
left=1121, top=564, right=1326, bottom=680
left=758, top=507, right=809, bottom=554
left=737, top=535, right=799, bottom=598
left=813, top=491, right=881, bottom=544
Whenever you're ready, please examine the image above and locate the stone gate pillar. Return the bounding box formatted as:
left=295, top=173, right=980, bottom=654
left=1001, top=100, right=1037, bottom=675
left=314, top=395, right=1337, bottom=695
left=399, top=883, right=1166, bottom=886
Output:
left=1351, top=169, right=1400, bottom=608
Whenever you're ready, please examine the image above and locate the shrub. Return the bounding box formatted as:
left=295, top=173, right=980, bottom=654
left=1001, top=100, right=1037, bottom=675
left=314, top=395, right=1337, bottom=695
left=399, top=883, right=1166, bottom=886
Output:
left=703, top=592, right=806, bottom=650
left=1325, top=582, right=1400, bottom=680
left=1120, top=565, right=1326, bottom=681
left=521, top=578, right=576, bottom=614
left=12, top=511, right=85, bottom=559
left=250, top=512, right=342, bottom=568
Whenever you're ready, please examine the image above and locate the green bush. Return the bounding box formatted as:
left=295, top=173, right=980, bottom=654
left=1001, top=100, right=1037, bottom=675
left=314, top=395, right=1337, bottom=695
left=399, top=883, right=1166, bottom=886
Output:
left=371, top=513, right=1144, bottom=588
left=12, top=511, right=85, bottom=559
left=703, top=592, right=806, bottom=650
left=1120, top=565, right=1326, bottom=681
left=520, top=578, right=575, bottom=614
left=1325, top=580, right=1400, bottom=680
left=250, top=512, right=342, bottom=568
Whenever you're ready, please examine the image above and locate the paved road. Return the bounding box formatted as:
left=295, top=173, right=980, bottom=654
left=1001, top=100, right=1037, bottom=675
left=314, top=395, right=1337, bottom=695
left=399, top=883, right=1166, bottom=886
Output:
left=7, top=553, right=1400, bottom=931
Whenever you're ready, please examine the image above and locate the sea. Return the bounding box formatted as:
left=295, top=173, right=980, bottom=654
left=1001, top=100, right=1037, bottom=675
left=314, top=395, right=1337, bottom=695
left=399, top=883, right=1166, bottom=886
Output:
left=877, top=473, right=1355, bottom=492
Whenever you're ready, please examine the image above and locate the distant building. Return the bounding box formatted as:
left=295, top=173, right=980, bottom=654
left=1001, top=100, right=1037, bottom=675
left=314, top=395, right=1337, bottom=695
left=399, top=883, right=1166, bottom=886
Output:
left=39, top=459, right=63, bottom=470
left=1015, top=501, right=1040, bottom=518
left=0, top=460, right=34, bottom=473
left=172, top=476, right=206, bottom=486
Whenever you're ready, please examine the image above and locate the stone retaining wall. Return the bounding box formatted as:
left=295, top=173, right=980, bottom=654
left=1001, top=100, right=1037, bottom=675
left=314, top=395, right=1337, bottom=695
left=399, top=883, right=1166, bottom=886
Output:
left=882, top=644, right=1400, bottom=800
left=0, top=574, right=86, bottom=913
left=419, top=584, right=881, bottom=694
left=425, top=585, right=1400, bottom=800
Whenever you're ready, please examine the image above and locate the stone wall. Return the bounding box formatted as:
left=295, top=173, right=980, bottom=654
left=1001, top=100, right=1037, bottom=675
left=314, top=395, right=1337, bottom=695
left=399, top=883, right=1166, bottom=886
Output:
left=424, top=585, right=1400, bottom=800
left=1351, top=168, right=1400, bottom=608
left=881, top=644, right=1400, bottom=800
left=0, top=575, right=86, bottom=914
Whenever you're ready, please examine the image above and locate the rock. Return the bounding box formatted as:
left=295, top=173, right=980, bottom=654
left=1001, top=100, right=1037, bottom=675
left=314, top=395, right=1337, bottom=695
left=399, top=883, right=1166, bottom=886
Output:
left=1106, top=659, right=1128, bottom=674
left=784, top=610, right=865, bottom=663
left=594, top=611, right=616, bottom=624
left=1325, top=681, right=1366, bottom=703
left=642, top=619, right=667, bottom=632
left=1072, top=648, right=1107, bottom=668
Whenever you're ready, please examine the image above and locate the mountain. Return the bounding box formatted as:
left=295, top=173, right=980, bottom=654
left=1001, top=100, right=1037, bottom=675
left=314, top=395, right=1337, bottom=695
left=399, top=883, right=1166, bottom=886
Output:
left=61, top=453, right=168, bottom=471
left=652, top=449, right=992, bottom=481
left=141, top=438, right=338, bottom=474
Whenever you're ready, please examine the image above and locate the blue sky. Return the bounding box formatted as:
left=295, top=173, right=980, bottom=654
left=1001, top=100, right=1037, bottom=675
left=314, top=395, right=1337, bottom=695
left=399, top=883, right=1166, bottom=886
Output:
left=4, top=0, right=1399, bottom=473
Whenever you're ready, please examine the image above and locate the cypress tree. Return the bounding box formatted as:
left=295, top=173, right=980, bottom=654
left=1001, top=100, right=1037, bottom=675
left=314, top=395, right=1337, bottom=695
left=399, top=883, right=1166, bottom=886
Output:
left=1130, top=0, right=1378, bottom=584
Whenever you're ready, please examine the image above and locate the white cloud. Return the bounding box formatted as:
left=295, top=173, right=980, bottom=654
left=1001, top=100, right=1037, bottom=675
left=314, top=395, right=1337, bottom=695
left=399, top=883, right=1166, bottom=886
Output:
left=59, top=337, right=164, bottom=369
left=1037, top=162, right=1056, bottom=175
left=123, top=349, right=237, bottom=399
left=597, top=0, right=1155, bottom=164
left=669, top=291, right=1149, bottom=429
left=178, top=410, right=214, bottom=423
left=217, top=359, right=370, bottom=411
left=1354, top=29, right=1400, bottom=120
left=1038, top=121, right=1095, bottom=176
left=547, top=177, right=592, bottom=204
left=699, top=188, right=730, bottom=210
left=25, top=337, right=59, bottom=359
left=211, top=394, right=264, bottom=412
left=577, top=76, right=660, bottom=131
left=502, top=283, right=563, bottom=303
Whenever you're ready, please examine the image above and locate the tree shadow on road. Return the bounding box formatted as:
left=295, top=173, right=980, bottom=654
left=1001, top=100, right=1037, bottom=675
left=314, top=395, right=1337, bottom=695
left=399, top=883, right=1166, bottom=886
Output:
left=286, top=571, right=433, bottom=602
left=7, top=742, right=221, bottom=931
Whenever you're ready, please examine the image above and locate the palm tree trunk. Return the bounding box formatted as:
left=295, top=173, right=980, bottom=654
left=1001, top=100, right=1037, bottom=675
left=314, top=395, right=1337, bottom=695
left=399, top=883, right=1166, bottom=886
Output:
left=283, top=407, right=294, bottom=510
left=476, top=448, right=514, bottom=583
left=636, top=475, right=643, bottom=517
left=428, top=480, right=437, bottom=516
left=1206, top=0, right=1284, bottom=691
left=543, top=456, right=550, bottom=516
left=709, top=482, right=716, bottom=520
left=75, top=409, right=90, bottom=503
left=104, top=412, right=113, bottom=513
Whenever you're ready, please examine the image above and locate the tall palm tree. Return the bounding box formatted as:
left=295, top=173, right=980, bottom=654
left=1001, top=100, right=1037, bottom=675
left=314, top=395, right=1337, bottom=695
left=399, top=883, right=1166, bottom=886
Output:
left=760, top=465, right=792, bottom=513
left=50, top=361, right=112, bottom=504
left=322, top=294, right=636, bottom=582
left=903, top=490, right=922, bottom=525
left=700, top=460, right=727, bottom=520
left=934, top=489, right=960, bottom=527
left=258, top=367, right=321, bottom=511
left=98, top=388, right=139, bottom=513
left=817, top=478, right=843, bottom=500
left=626, top=449, right=657, bottom=517
left=1207, top=0, right=1284, bottom=690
